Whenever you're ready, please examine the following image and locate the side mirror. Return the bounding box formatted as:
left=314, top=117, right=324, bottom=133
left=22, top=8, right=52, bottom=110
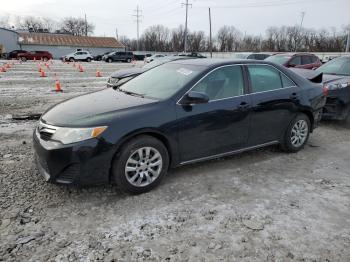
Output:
left=288, top=63, right=296, bottom=68
left=180, top=91, right=209, bottom=105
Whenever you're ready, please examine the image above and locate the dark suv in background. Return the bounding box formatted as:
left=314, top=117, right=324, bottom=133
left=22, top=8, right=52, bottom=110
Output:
left=103, top=51, right=134, bottom=63
left=266, top=53, right=322, bottom=69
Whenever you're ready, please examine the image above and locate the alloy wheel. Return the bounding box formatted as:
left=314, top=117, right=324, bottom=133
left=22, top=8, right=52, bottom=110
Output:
left=125, top=147, right=163, bottom=187
left=291, top=119, right=308, bottom=147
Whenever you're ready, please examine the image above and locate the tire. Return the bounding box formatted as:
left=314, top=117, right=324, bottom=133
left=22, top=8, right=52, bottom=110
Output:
left=69, top=57, right=75, bottom=62
left=43, top=57, right=48, bottom=62
left=107, top=58, right=112, bottom=63
left=86, top=57, right=91, bottom=62
left=280, top=113, right=311, bottom=153
left=20, top=57, right=27, bottom=62
left=127, top=58, right=131, bottom=63
left=112, top=135, right=169, bottom=194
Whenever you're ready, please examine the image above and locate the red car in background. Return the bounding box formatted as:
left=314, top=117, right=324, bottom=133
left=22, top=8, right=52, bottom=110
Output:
left=265, top=53, right=322, bottom=69
left=17, top=51, right=53, bottom=62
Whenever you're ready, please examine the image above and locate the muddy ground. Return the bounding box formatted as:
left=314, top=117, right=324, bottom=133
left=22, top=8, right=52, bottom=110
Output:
left=0, top=60, right=350, bottom=261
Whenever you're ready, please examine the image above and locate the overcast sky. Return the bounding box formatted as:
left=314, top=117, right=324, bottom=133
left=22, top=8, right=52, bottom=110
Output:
left=1, top=0, right=349, bottom=38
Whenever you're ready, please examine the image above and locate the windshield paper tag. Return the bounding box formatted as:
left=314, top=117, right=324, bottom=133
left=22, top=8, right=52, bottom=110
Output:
left=177, top=68, right=193, bottom=76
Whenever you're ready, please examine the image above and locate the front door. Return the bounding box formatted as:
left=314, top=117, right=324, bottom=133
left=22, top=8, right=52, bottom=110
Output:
left=176, top=65, right=251, bottom=162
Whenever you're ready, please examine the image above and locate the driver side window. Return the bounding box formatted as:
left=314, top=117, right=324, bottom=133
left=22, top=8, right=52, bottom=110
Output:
left=191, top=66, right=244, bottom=101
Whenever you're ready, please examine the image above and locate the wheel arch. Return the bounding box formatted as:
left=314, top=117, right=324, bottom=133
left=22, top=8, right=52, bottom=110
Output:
left=108, top=128, right=176, bottom=182
left=299, top=109, right=314, bottom=132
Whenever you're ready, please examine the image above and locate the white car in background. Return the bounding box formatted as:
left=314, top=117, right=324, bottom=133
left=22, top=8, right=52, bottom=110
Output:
left=145, top=54, right=166, bottom=63
left=64, top=50, right=93, bottom=62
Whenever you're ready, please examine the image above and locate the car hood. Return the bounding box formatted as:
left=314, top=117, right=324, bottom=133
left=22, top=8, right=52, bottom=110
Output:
left=322, top=74, right=350, bottom=84
left=110, top=68, right=146, bottom=78
left=41, top=88, right=157, bottom=127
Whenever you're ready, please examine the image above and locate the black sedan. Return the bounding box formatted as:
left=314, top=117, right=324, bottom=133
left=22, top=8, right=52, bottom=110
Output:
left=33, top=59, right=326, bottom=194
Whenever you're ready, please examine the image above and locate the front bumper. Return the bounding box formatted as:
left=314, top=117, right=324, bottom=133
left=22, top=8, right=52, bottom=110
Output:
left=33, top=128, right=114, bottom=185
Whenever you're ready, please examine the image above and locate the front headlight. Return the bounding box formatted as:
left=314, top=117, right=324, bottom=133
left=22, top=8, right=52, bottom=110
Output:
left=51, top=126, right=107, bottom=144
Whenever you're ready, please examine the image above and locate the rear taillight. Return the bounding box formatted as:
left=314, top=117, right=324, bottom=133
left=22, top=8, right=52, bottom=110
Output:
left=322, top=85, right=329, bottom=97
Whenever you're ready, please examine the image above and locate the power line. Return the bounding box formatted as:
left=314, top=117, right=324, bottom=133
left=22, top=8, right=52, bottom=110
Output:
left=132, top=5, right=142, bottom=51
left=182, top=0, right=192, bottom=53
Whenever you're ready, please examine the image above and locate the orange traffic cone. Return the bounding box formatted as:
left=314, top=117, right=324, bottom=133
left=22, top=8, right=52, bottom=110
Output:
left=40, top=70, right=46, bottom=77
left=6, top=64, right=11, bottom=69
left=54, top=80, right=63, bottom=92
left=34, top=57, right=36, bottom=61
left=0, top=67, right=6, bottom=72
left=96, top=70, right=102, bottom=77
left=38, top=67, right=42, bottom=72
left=79, top=65, right=84, bottom=72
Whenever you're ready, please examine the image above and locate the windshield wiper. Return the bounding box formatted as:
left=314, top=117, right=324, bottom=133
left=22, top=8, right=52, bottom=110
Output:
left=118, top=88, right=145, bottom=98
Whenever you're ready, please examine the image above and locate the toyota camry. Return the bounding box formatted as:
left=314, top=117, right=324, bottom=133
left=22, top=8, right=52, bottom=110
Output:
left=33, top=59, right=326, bottom=194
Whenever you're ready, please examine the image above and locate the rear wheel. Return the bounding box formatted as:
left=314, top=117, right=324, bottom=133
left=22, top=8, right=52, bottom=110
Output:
left=86, top=57, right=91, bottom=62
left=20, top=57, right=27, bottom=62
left=42, top=57, right=48, bottom=62
left=280, top=113, right=311, bottom=153
left=107, top=58, right=112, bottom=63
left=69, top=57, right=75, bottom=62
left=112, top=135, right=169, bottom=194
left=127, top=58, right=131, bottom=63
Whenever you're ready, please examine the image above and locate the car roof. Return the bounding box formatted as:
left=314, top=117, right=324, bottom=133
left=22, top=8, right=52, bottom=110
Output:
left=169, top=58, right=278, bottom=68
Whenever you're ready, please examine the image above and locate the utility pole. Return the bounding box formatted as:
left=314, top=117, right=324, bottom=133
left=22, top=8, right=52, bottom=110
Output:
left=346, top=27, right=350, bottom=53
left=133, top=5, right=142, bottom=51
left=115, top=28, right=118, bottom=40
left=85, top=14, right=87, bottom=36
left=209, top=7, right=212, bottom=58
left=295, top=11, right=305, bottom=52
left=182, top=0, right=192, bottom=53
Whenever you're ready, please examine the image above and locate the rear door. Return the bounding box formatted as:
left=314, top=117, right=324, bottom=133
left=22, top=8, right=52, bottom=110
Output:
left=246, top=64, right=299, bottom=146
left=176, top=65, right=252, bottom=162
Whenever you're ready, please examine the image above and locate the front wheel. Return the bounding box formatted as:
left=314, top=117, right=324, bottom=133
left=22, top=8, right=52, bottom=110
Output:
left=280, top=114, right=310, bottom=153
left=112, top=136, right=169, bottom=194
left=20, top=57, right=27, bottom=62
left=69, top=57, right=75, bottom=62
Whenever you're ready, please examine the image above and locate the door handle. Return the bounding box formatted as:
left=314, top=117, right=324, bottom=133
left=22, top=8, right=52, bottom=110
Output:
left=238, top=101, right=250, bottom=110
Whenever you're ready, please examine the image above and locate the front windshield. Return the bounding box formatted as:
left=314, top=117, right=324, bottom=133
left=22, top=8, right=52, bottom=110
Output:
left=265, top=55, right=291, bottom=65
left=119, top=63, right=203, bottom=99
left=315, top=57, right=350, bottom=76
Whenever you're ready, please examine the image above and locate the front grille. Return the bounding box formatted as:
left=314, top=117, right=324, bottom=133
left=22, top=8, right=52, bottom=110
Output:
left=37, top=122, right=57, bottom=141
left=40, top=131, right=53, bottom=141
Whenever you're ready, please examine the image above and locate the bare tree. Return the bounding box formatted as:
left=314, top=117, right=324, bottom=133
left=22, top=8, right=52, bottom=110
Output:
left=60, top=17, right=95, bottom=36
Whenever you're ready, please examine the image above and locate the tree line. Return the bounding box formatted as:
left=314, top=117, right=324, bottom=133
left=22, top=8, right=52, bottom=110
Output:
left=120, top=24, right=349, bottom=53
left=0, top=15, right=348, bottom=52
left=0, top=15, right=94, bottom=36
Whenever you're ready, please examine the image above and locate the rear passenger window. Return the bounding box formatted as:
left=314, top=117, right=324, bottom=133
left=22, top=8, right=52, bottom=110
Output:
left=192, top=66, right=244, bottom=100
left=248, top=65, right=283, bottom=92
left=281, top=74, right=295, bottom=87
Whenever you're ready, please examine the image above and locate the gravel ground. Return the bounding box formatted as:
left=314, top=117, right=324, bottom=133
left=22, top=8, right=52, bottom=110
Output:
left=0, top=60, right=350, bottom=261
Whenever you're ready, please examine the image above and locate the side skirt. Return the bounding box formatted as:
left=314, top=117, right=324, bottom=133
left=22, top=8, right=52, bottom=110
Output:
left=179, top=141, right=279, bottom=166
